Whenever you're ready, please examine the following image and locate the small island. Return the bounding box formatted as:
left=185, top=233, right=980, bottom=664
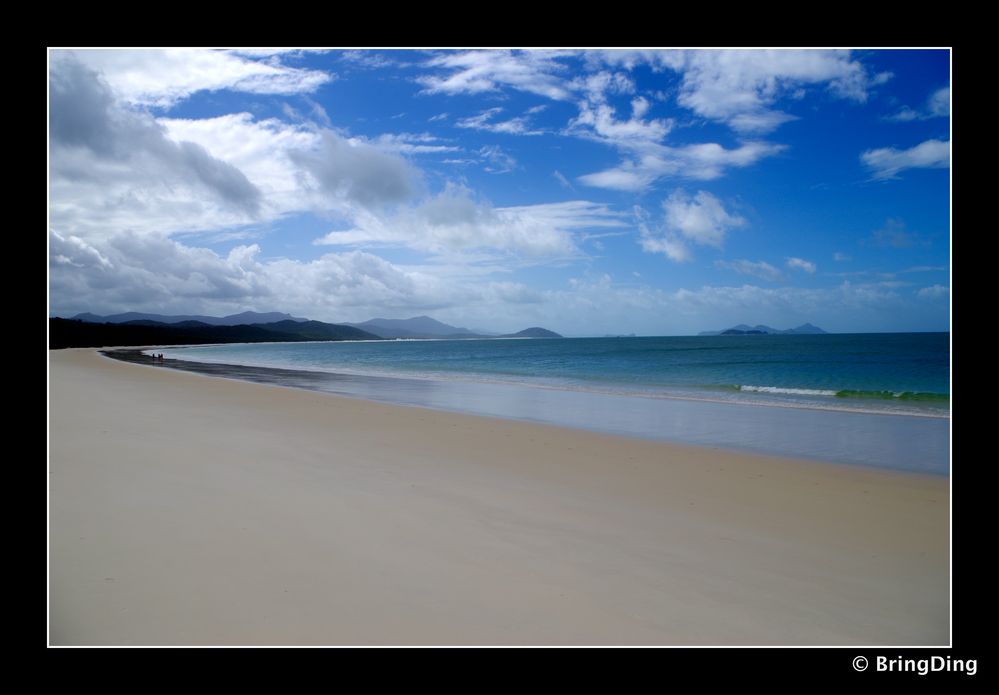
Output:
left=699, top=323, right=827, bottom=336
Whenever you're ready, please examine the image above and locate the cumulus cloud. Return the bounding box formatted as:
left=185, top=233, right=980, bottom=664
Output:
left=50, top=231, right=113, bottom=270
left=638, top=191, right=745, bottom=262
left=161, top=116, right=458, bottom=220
left=648, top=49, right=888, bottom=134
left=663, top=190, right=745, bottom=247
left=861, top=138, right=950, bottom=180
left=567, top=100, right=673, bottom=147
left=289, top=131, right=422, bottom=209
left=49, top=226, right=947, bottom=336
left=50, top=57, right=262, bottom=234
left=64, top=49, right=332, bottom=107
left=631, top=96, right=651, bottom=118
left=886, top=86, right=950, bottom=121
left=927, top=87, right=950, bottom=117
left=49, top=229, right=475, bottom=320
left=786, top=257, right=817, bottom=273
left=716, top=259, right=784, bottom=282
left=414, top=50, right=789, bottom=187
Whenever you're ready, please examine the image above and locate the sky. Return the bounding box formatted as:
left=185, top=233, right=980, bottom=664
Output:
left=48, top=48, right=950, bottom=335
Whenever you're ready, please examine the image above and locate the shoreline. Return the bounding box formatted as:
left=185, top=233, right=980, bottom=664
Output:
left=49, top=349, right=949, bottom=645
left=107, top=348, right=950, bottom=474
left=138, top=347, right=954, bottom=420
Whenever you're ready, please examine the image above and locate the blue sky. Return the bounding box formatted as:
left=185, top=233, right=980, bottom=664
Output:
left=49, top=49, right=950, bottom=335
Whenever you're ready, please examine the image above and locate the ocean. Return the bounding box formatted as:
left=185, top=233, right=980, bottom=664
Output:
left=153, top=333, right=950, bottom=474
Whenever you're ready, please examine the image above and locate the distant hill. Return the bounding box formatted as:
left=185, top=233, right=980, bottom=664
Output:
left=71, top=311, right=309, bottom=326
left=54, top=310, right=564, bottom=346
left=347, top=315, right=478, bottom=339
left=345, top=315, right=564, bottom=340
left=500, top=327, right=563, bottom=338
left=49, top=317, right=380, bottom=349
left=699, top=323, right=828, bottom=336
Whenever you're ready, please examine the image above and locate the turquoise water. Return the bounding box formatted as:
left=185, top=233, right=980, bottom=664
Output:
left=160, top=333, right=949, bottom=417
left=150, top=333, right=950, bottom=473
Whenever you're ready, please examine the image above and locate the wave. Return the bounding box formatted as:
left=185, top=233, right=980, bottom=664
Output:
left=738, top=385, right=838, bottom=397
left=834, top=389, right=950, bottom=402
left=737, top=384, right=949, bottom=402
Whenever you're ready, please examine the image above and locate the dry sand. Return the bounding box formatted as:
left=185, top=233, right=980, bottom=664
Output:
left=48, top=349, right=949, bottom=646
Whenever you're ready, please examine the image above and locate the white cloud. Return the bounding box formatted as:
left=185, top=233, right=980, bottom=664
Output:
left=337, top=50, right=400, bottom=70
left=716, top=259, right=784, bottom=282
left=478, top=145, right=518, bottom=173
left=886, top=86, right=950, bottom=121
left=568, top=101, right=673, bottom=147
left=371, top=132, right=461, bottom=154
left=50, top=58, right=263, bottom=238
left=581, top=167, right=654, bottom=192
left=553, top=170, right=574, bottom=190
left=927, top=87, right=950, bottom=117
left=315, top=187, right=626, bottom=258
left=786, top=257, right=817, bottom=273
left=833, top=252, right=851, bottom=262
left=579, top=140, right=785, bottom=191
left=289, top=131, right=422, bottom=209
left=64, top=49, right=332, bottom=107
left=663, top=190, right=745, bottom=247
left=861, top=138, right=950, bottom=180
left=158, top=112, right=317, bottom=218
left=631, top=96, right=651, bottom=118
left=429, top=112, right=449, bottom=122
left=415, top=51, right=786, bottom=188
left=638, top=234, right=692, bottom=263
left=50, top=231, right=113, bottom=270
left=659, top=49, right=887, bottom=133
left=885, top=107, right=921, bottom=123
left=52, top=63, right=459, bottom=245
left=49, top=229, right=469, bottom=320
left=638, top=191, right=746, bottom=262
left=419, top=50, right=574, bottom=101
left=456, top=107, right=543, bottom=135
left=917, top=284, right=949, bottom=300
left=161, top=116, right=456, bottom=215
left=49, top=225, right=947, bottom=336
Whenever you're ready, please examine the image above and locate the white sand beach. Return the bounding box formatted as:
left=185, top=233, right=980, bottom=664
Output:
left=48, top=349, right=949, bottom=646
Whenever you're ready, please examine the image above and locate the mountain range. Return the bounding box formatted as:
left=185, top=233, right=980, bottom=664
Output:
left=52, top=313, right=562, bottom=349
left=345, top=315, right=483, bottom=339
left=50, top=318, right=381, bottom=349
left=70, top=311, right=309, bottom=326
left=698, top=323, right=827, bottom=336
